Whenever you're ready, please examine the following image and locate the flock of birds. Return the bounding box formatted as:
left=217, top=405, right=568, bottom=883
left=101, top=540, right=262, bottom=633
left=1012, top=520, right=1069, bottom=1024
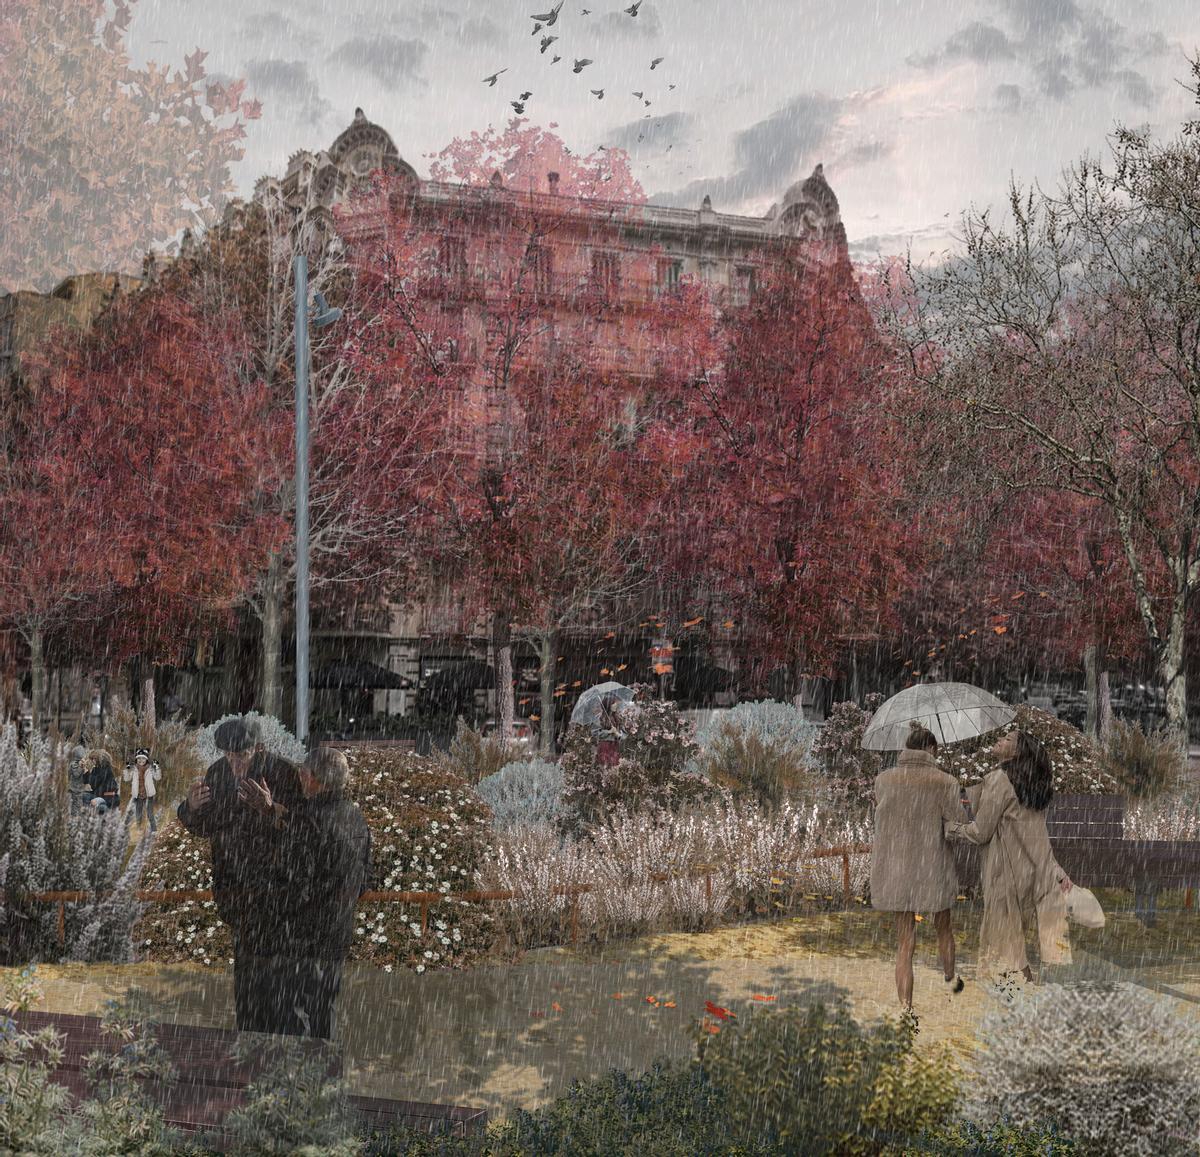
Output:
left=482, top=1, right=676, bottom=117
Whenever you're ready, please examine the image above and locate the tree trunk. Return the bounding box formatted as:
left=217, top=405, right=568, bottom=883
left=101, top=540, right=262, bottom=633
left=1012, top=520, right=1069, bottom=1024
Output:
left=29, top=624, right=45, bottom=734
left=258, top=549, right=285, bottom=718
left=142, top=673, right=156, bottom=731
left=1098, top=669, right=1113, bottom=742
left=1084, top=644, right=1099, bottom=741
left=1159, top=599, right=1188, bottom=752
left=493, top=611, right=514, bottom=758
left=539, top=629, right=557, bottom=757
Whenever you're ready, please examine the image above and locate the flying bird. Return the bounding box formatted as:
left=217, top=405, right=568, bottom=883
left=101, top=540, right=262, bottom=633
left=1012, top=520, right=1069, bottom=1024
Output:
left=668, top=83, right=676, bottom=90
left=511, top=101, right=526, bottom=113
left=483, top=69, right=508, bottom=86
left=632, top=90, right=644, bottom=99
left=582, top=6, right=591, bottom=12
left=573, top=58, right=593, bottom=72
left=520, top=90, right=533, bottom=100
left=540, top=34, right=558, bottom=52
left=591, top=88, right=605, bottom=99
left=624, top=0, right=642, bottom=14
left=532, top=21, right=543, bottom=34
left=644, top=99, right=651, bottom=106
left=551, top=54, right=562, bottom=62
left=650, top=56, right=664, bottom=68
left=531, top=1, right=563, bottom=25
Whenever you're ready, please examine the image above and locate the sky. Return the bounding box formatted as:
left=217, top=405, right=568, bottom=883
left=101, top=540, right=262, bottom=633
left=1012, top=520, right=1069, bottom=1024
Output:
left=126, top=0, right=1198, bottom=262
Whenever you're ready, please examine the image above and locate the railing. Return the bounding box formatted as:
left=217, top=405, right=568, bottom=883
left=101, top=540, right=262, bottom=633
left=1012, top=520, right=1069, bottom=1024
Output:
left=10, top=844, right=872, bottom=948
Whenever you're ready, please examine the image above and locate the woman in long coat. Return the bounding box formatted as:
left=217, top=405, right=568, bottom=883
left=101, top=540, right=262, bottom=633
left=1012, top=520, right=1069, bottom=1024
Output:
left=871, top=722, right=966, bottom=1012
left=946, top=729, right=1073, bottom=982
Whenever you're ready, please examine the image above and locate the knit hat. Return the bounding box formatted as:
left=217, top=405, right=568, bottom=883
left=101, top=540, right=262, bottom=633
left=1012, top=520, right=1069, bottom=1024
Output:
left=214, top=718, right=256, bottom=753
left=134, top=747, right=151, bottom=759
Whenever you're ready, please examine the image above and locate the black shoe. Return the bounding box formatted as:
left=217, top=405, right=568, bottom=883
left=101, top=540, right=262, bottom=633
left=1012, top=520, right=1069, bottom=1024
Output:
left=945, top=974, right=964, bottom=994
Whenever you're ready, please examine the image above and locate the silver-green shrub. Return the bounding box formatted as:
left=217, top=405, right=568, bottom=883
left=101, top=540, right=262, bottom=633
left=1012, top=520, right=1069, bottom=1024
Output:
left=476, top=758, right=565, bottom=832
left=0, top=724, right=151, bottom=964
left=967, top=982, right=1200, bottom=1155
left=194, top=711, right=307, bottom=767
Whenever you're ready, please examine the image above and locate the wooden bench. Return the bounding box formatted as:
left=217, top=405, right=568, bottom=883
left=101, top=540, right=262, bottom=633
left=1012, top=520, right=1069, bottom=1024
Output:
left=11, top=1010, right=488, bottom=1149
left=953, top=794, right=1200, bottom=926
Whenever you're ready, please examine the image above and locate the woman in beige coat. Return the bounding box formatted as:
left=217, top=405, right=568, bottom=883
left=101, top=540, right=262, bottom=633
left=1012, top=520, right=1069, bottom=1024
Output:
left=871, top=723, right=966, bottom=1012
left=946, top=729, right=1073, bottom=983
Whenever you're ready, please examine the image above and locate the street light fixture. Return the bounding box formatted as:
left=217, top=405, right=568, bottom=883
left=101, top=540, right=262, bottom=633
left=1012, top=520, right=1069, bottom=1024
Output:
left=294, top=255, right=342, bottom=749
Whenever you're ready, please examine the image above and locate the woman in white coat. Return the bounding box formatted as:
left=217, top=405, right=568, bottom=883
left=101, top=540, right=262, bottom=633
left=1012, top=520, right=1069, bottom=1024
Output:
left=123, top=747, right=162, bottom=831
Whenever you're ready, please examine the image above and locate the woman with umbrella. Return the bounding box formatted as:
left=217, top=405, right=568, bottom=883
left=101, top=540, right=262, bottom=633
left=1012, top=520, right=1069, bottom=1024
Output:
left=571, top=682, right=638, bottom=768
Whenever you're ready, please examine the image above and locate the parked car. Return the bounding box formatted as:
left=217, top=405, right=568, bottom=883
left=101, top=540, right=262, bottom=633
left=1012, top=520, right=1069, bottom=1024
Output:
left=480, top=718, right=538, bottom=749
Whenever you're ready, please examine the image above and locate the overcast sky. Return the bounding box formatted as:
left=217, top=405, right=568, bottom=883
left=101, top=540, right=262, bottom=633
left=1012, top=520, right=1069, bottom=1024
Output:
left=127, top=0, right=1197, bottom=262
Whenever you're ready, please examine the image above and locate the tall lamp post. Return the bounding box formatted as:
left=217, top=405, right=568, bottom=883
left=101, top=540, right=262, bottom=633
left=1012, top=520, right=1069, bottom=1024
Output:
left=293, top=254, right=341, bottom=748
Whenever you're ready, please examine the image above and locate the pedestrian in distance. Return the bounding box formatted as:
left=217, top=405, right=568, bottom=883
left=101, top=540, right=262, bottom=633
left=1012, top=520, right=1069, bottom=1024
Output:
left=271, top=746, right=371, bottom=1039
left=123, top=746, right=162, bottom=831
left=83, top=749, right=120, bottom=815
left=177, top=716, right=303, bottom=1033
left=871, top=722, right=966, bottom=1018
left=946, top=728, right=1073, bottom=990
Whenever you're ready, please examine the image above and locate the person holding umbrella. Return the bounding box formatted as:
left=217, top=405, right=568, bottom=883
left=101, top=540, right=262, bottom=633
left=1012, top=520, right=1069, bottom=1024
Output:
left=871, top=721, right=966, bottom=1016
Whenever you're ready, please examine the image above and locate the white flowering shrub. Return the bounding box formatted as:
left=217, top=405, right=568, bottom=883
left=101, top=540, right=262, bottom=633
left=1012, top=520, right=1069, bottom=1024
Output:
left=967, top=982, right=1200, bottom=1155
left=0, top=724, right=151, bottom=965
left=475, top=758, right=565, bottom=832
left=1125, top=785, right=1200, bottom=841
left=478, top=789, right=873, bottom=947
left=193, top=712, right=307, bottom=767
left=139, top=748, right=499, bottom=974
left=941, top=706, right=1120, bottom=796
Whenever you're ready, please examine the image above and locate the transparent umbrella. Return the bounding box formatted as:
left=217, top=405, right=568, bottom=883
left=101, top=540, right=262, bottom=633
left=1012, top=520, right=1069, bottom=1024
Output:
left=570, top=681, right=636, bottom=737
left=861, top=681, right=1015, bottom=750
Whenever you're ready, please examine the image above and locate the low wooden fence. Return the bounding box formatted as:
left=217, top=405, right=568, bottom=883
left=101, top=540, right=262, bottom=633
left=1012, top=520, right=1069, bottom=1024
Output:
left=8, top=843, right=872, bottom=949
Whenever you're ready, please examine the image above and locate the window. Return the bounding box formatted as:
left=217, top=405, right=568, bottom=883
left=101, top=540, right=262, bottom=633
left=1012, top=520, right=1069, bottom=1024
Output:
left=591, top=250, right=620, bottom=298
left=438, top=235, right=467, bottom=283
left=656, top=258, right=683, bottom=293
left=731, top=265, right=757, bottom=307
left=529, top=244, right=554, bottom=295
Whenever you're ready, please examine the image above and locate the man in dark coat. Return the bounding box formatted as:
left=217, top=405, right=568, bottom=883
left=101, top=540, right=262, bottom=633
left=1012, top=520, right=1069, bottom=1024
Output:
left=271, top=746, right=371, bottom=1039
left=177, top=717, right=302, bottom=1033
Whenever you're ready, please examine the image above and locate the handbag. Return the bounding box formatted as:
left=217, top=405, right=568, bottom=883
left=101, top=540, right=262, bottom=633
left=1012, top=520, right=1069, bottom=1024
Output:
left=1064, top=883, right=1105, bottom=928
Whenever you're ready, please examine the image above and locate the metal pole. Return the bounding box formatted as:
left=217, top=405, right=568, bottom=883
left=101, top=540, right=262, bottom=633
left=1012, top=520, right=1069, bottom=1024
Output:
left=294, top=254, right=310, bottom=748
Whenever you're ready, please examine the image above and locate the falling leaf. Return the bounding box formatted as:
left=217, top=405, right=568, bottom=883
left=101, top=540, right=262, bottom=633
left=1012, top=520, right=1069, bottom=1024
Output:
left=611, top=992, right=625, bottom=1000
left=645, top=995, right=659, bottom=1004
left=662, top=1000, right=676, bottom=1008
left=600, top=668, right=611, bottom=675
left=1011, top=591, right=1026, bottom=600
left=914, top=914, right=924, bottom=922
left=769, top=877, right=784, bottom=885
left=572, top=679, right=582, bottom=687
left=653, top=663, right=671, bottom=674
left=551, top=1001, right=564, bottom=1013
left=705, top=1000, right=735, bottom=1020
left=701, top=1020, right=721, bottom=1034
left=751, top=994, right=777, bottom=1002
left=530, top=713, right=540, bottom=721
left=617, top=663, right=627, bottom=671
left=722, top=620, right=735, bottom=628
left=683, top=616, right=703, bottom=626
left=993, top=626, right=1008, bottom=635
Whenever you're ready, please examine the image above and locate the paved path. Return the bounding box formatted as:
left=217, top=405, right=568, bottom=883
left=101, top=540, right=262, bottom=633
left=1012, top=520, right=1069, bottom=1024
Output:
left=11, top=915, right=1200, bottom=1124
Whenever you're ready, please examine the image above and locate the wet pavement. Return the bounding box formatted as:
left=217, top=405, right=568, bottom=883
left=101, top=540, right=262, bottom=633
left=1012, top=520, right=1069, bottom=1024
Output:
left=12, top=912, right=1200, bottom=1123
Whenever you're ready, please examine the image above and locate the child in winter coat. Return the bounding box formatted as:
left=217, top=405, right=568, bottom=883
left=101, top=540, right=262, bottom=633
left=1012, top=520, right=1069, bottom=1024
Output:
left=123, top=747, right=162, bottom=831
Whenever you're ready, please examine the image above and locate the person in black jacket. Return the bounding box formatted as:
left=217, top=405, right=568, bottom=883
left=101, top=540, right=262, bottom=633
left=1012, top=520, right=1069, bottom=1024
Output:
left=271, top=746, right=371, bottom=1039
left=177, top=717, right=303, bottom=1033
left=84, top=749, right=120, bottom=815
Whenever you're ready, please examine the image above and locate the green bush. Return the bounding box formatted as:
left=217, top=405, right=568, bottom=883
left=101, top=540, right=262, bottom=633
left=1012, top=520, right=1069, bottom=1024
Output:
left=692, top=995, right=958, bottom=1155
left=939, top=706, right=1120, bottom=796
left=0, top=966, right=70, bottom=1154
left=915, top=1119, right=1078, bottom=1154
left=445, top=719, right=510, bottom=785
left=1105, top=718, right=1184, bottom=800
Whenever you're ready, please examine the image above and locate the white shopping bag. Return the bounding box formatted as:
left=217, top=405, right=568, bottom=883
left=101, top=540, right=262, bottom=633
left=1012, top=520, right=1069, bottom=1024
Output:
left=1064, top=884, right=1105, bottom=929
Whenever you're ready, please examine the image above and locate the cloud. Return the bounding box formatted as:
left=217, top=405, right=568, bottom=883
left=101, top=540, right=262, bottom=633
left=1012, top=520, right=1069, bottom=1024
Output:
left=597, top=4, right=664, bottom=39
left=238, top=10, right=319, bottom=51
left=907, top=21, right=1016, bottom=68
left=327, top=33, right=429, bottom=89
left=242, top=58, right=331, bottom=126
left=908, top=0, right=1173, bottom=108
left=646, top=93, right=842, bottom=210
left=994, top=82, right=1022, bottom=113
left=604, top=111, right=692, bottom=150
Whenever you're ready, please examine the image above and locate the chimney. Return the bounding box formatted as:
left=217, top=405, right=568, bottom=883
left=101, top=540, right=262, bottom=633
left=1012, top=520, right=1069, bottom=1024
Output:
left=547, top=171, right=560, bottom=194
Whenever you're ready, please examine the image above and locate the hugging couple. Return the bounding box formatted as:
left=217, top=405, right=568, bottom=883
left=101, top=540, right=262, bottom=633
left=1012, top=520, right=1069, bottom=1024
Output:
left=871, top=722, right=1074, bottom=1016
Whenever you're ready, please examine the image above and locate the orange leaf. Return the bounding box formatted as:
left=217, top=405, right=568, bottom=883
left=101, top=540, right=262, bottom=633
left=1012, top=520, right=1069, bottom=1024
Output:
left=551, top=1001, right=564, bottom=1013
left=662, top=1000, right=676, bottom=1008
left=914, top=914, right=924, bottom=922
left=721, top=620, right=735, bottom=629
left=1011, top=591, right=1026, bottom=600
left=993, top=626, right=1008, bottom=635
left=645, top=995, right=659, bottom=1004
left=600, top=668, right=611, bottom=676
left=617, top=663, right=627, bottom=671
left=529, top=713, right=540, bottom=721
left=705, top=1000, right=736, bottom=1020
left=610, top=993, right=624, bottom=1000
left=572, top=680, right=582, bottom=687
left=683, top=616, right=703, bottom=627
left=701, top=1018, right=722, bottom=1034
left=750, top=994, right=777, bottom=1002
left=653, top=663, right=671, bottom=674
